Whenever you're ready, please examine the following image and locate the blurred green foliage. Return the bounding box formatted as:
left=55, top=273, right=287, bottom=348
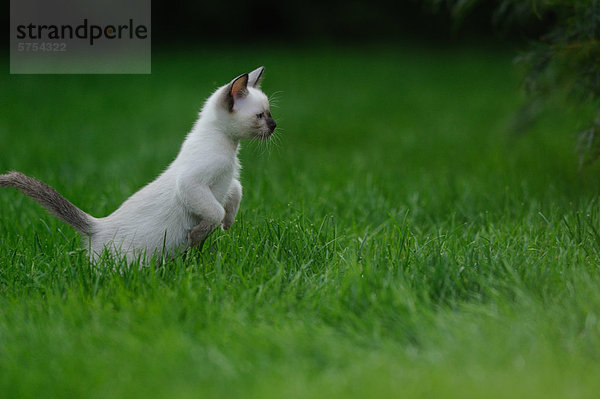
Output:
left=434, top=0, right=600, bottom=166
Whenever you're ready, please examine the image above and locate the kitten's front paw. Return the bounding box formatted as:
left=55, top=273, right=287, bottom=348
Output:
left=221, top=216, right=234, bottom=231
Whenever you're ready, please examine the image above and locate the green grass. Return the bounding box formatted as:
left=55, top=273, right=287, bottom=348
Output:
left=1, top=45, right=600, bottom=398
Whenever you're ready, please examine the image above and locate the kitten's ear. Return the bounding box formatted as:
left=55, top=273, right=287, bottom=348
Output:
left=223, top=73, right=249, bottom=111
left=248, top=66, right=265, bottom=88
left=230, top=73, right=249, bottom=97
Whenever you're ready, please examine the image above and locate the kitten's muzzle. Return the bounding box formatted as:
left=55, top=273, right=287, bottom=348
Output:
left=267, top=117, right=277, bottom=133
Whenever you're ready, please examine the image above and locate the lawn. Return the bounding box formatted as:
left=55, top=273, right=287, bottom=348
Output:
left=1, top=44, right=600, bottom=398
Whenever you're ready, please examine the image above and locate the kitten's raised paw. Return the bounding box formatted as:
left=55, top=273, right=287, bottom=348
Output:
left=221, top=218, right=234, bottom=231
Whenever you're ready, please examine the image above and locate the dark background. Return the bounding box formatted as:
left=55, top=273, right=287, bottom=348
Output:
left=151, top=0, right=545, bottom=44
left=4, top=0, right=551, bottom=48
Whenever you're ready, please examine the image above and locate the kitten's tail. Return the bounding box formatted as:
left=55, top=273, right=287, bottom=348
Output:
left=0, top=171, right=94, bottom=235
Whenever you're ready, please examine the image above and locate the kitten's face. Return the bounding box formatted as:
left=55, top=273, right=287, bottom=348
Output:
left=232, top=88, right=276, bottom=140
left=222, top=66, right=277, bottom=141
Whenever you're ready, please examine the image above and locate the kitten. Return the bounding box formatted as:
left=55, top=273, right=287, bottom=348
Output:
left=0, top=66, right=276, bottom=262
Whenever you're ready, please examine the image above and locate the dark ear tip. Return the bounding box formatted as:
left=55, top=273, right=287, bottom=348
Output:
left=230, top=73, right=249, bottom=90
left=248, top=67, right=265, bottom=88
left=231, top=73, right=248, bottom=83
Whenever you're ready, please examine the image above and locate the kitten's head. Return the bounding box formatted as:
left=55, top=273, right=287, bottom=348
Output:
left=218, top=66, right=276, bottom=140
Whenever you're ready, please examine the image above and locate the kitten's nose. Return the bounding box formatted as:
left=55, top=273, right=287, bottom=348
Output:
left=267, top=117, right=277, bottom=133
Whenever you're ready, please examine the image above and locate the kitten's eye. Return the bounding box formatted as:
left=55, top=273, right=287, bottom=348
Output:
left=256, top=113, right=264, bottom=119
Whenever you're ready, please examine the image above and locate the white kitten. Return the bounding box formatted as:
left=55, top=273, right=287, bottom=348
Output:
left=0, top=66, right=276, bottom=262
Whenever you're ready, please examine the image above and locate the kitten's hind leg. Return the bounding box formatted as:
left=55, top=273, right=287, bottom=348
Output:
left=187, top=220, right=215, bottom=250
left=222, top=179, right=242, bottom=231
left=178, top=183, right=225, bottom=249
